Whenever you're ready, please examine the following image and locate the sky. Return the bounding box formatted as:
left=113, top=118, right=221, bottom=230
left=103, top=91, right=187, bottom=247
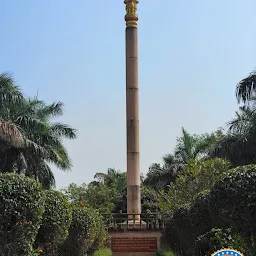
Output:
left=1, top=0, right=255, bottom=189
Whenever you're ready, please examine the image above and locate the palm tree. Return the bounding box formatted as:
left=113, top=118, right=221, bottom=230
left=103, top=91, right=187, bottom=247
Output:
left=144, top=158, right=183, bottom=190
left=174, top=127, right=220, bottom=164
left=212, top=106, right=256, bottom=166
left=211, top=70, right=256, bottom=166
left=144, top=128, right=222, bottom=190
left=0, top=73, right=77, bottom=188
left=93, top=168, right=126, bottom=193
left=236, top=70, right=256, bottom=104
left=0, top=73, right=24, bottom=149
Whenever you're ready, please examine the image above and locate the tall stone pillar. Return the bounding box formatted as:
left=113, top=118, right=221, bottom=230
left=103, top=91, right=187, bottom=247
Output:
left=124, top=0, right=141, bottom=221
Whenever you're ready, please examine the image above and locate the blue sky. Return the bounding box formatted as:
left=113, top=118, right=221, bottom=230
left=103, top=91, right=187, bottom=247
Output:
left=1, top=0, right=255, bottom=188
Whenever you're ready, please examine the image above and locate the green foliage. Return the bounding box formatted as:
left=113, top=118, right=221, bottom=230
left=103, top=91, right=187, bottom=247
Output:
left=164, top=164, right=256, bottom=255
left=208, top=165, right=256, bottom=254
left=159, top=158, right=230, bottom=213
left=195, top=228, right=246, bottom=256
left=156, top=250, right=177, bottom=256
left=34, top=190, right=72, bottom=256
left=0, top=173, right=45, bottom=256
left=189, top=190, right=212, bottom=238
left=93, top=248, right=112, bottom=256
left=62, top=183, right=119, bottom=214
left=163, top=190, right=213, bottom=255
left=87, top=208, right=108, bottom=254
left=162, top=219, right=180, bottom=254
left=0, top=73, right=77, bottom=188
left=112, top=185, right=160, bottom=215
left=145, top=128, right=223, bottom=191
left=174, top=127, right=222, bottom=164
left=58, top=206, right=95, bottom=256
left=58, top=203, right=107, bottom=256
left=93, top=168, right=126, bottom=194
left=141, top=186, right=160, bottom=213
left=170, top=206, right=194, bottom=256
left=17, top=99, right=76, bottom=189
left=236, top=69, right=256, bottom=104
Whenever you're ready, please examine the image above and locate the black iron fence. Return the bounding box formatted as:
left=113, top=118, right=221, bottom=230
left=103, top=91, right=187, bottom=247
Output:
left=102, top=213, right=165, bottom=231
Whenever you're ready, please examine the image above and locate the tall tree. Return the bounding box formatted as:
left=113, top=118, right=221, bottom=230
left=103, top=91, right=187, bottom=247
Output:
left=0, top=73, right=77, bottom=188
left=236, top=69, right=256, bottom=104
left=213, top=106, right=256, bottom=166
left=174, top=127, right=221, bottom=164
left=212, top=69, right=256, bottom=166
left=144, top=128, right=223, bottom=190
left=93, top=168, right=126, bottom=193
left=0, top=73, right=24, bottom=149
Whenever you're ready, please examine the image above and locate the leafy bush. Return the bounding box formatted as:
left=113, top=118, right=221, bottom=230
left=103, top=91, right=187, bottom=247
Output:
left=159, top=158, right=230, bottom=213
left=171, top=206, right=194, bottom=256
left=162, top=218, right=181, bottom=254
left=93, top=248, right=112, bottom=256
left=62, top=183, right=119, bottom=215
left=195, top=228, right=246, bottom=256
left=88, top=210, right=108, bottom=254
left=163, top=191, right=213, bottom=256
left=208, top=165, right=256, bottom=254
left=34, top=190, right=72, bottom=255
left=163, top=165, right=256, bottom=255
left=189, top=190, right=212, bottom=238
left=0, top=173, right=45, bottom=256
left=58, top=204, right=99, bottom=256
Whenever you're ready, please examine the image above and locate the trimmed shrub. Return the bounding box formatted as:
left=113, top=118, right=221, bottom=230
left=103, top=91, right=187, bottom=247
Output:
left=34, top=190, right=72, bottom=255
left=0, top=173, right=45, bottom=256
left=93, top=248, right=112, bottom=256
left=195, top=228, right=246, bottom=256
left=58, top=205, right=97, bottom=256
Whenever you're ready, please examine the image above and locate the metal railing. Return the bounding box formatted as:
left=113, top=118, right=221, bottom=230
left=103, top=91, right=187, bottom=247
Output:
left=102, top=213, right=165, bottom=232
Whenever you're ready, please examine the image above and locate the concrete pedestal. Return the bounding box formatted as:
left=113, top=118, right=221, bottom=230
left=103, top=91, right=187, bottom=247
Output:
left=121, top=220, right=147, bottom=230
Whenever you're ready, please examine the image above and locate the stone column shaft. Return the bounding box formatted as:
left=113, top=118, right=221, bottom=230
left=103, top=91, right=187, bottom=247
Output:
left=126, top=26, right=141, bottom=219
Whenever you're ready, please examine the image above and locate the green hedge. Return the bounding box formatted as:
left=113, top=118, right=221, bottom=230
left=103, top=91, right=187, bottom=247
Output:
left=164, top=165, right=256, bottom=255
left=58, top=204, right=98, bottom=256
left=195, top=228, right=246, bottom=256
left=209, top=165, right=256, bottom=234
left=88, top=209, right=108, bottom=254
left=0, top=173, right=45, bottom=256
left=34, top=190, right=72, bottom=255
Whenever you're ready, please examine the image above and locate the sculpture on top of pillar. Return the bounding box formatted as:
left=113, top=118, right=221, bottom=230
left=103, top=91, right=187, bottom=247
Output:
left=124, top=0, right=139, bottom=27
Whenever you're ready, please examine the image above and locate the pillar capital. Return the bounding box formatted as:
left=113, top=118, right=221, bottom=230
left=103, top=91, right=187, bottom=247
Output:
left=124, top=0, right=139, bottom=28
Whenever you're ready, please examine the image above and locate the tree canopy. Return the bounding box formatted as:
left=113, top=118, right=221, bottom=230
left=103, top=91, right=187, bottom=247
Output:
left=0, top=73, right=77, bottom=188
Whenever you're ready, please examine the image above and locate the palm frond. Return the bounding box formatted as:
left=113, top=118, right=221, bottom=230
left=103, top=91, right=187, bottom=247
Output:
left=0, top=73, right=24, bottom=104
left=236, top=70, right=256, bottom=104
left=49, top=123, right=77, bottom=139
left=37, top=162, right=56, bottom=189
left=0, top=119, right=24, bottom=147
left=46, top=146, right=72, bottom=170
left=16, top=116, right=48, bottom=133
left=227, top=107, right=256, bottom=134
left=37, top=101, right=64, bottom=120
left=23, top=139, right=49, bottom=156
